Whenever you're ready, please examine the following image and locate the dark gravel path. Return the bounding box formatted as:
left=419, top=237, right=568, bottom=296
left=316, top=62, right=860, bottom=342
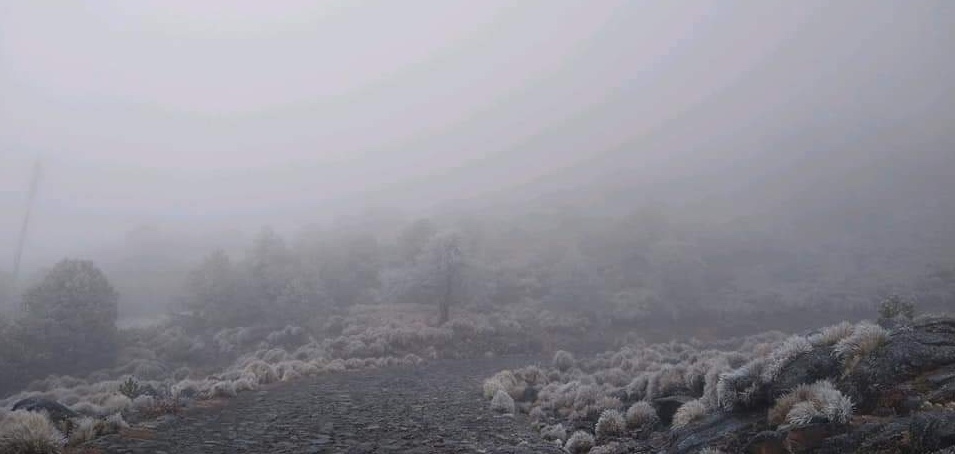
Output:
left=92, top=356, right=563, bottom=454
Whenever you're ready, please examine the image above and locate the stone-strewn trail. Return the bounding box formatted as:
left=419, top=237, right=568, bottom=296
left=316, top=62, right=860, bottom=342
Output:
left=90, top=356, right=562, bottom=454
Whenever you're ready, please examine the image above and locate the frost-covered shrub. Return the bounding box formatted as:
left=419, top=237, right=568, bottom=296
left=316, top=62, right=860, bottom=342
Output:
left=699, top=448, right=726, bottom=454
left=647, top=365, right=686, bottom=399
left=264, top=325, right=310, bottom=349
left=540, top=422, right=566, bottom=442
left=67, top=417, right=98, bottom=446
left=210, top=381, right=237, bottom=398
left=483, top=370, right=522, bottom=400
left=490, top=389, right=516, bottom=414
left=595, top=409, right=625, bottom=438
left=625, top=401, right=658, bottom=429
left=100, top=394, right=133, bottom=414
left=808, top=321, right=855, bottom=347
left=759, top=336, right=812, bottom=384
left=833, top=322, right=888, bottom=364
left=878, top=295, right=916, bottom=322
left=94, top=413, right=129, bottom=435
left=672, top=399, right=706, bottom=429
left=564, top=430, right=595, bottom=454
left=768, top=380, right=853, bottom=427
left=242, top=360, right=279, bottom=385
left=0, top=410, right=66, bottom=454
left=716, top=358, right=768, bottom=412
left=626, top=376, right=649, bottom=401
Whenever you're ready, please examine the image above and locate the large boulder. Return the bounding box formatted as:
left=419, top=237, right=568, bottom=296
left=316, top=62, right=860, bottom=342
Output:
left=11, top=396, right=79, bottom=422
left=844, top=316, right=955, bottom=413
left=667, top=413, right=764, bottom=454
left=769, top=347, right=841, bottom=399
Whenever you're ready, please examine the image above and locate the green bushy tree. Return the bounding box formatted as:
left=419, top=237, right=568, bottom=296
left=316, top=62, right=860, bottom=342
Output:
left=19, top=259, right=119, bottom=375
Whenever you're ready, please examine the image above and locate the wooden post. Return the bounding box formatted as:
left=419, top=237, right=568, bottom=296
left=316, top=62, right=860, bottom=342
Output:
left=12, top=159, right=42, bottom=299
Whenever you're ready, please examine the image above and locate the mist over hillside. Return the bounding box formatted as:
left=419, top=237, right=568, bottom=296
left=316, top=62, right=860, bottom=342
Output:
left=1, top=2, right=955, bottom=453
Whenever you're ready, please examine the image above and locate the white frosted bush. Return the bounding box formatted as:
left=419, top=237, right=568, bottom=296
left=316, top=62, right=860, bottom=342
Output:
left=595, top=409, right=625, bottom=438
left=625, top=401, right=658, bottom=429
left=490, top=390, right=516, bottom=414
left=833, top=322, right=888, bottom=363
left=101, top=394, right=133, bottom=414
left=768, top=379, right=853, bottom=427
left=672, top=399, right=706, bottom=429
left=760, top=336, right=812, bottom=384
left=210, top=381, right=237, bottom=398
left=540, top=423, right=566, bottom=442
left=564, top=430, right=595, bottom=454
left=242, top=360, right=279, bottom=385
left=67, top=417, right=97, bottom=446
left=483, top=370, right=520, bottom=400
left=0, top=410, right=66, bottom=454
left=808, top=321, right=855, bottom=347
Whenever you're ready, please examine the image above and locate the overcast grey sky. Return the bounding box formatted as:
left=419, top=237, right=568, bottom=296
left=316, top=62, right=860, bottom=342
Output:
left=1, top=1, right=953, bottom=262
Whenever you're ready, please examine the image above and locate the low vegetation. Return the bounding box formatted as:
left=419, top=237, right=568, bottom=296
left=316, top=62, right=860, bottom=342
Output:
left=482, top=312, right=955, bottom=453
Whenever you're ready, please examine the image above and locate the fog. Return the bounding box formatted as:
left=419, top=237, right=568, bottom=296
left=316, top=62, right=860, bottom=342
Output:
left=2, top=1, right=954, bottom=311
left=3, top=4, right=955, bottom=448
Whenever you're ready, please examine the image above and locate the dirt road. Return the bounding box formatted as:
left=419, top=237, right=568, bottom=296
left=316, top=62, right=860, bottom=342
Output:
left=91, top=356, right=562, bottom=454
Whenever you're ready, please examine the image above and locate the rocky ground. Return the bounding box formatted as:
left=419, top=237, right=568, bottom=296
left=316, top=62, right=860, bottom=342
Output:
left=88, top=356, right=563, bottom=454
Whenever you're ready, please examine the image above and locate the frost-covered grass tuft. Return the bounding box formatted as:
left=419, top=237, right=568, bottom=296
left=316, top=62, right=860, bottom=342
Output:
left=759, top=336, right=812, bottom=384
left=540, top=423, right=566, bottom=442
left=490, top=389, right=516, bottom=414
left=625, top=401, right=659, bottom=429
left=698, top=448, right=726, bottom=454
left=0, top=410, right=66, bottom=454
left=833, top=322, right=888, bottom=365
left=808, top=321, right=855, bottom=347
left=672, top=399, right=707, bottom=429
left=67, top=417, right=97, bottom=446
left=716, top=358, right=766, bottom=412
left=564, top=430, right=595, bottom=454
left=210, top=381, right=237, bottom=398
left=483, top=370, right=522, bottom=400
left=768, top=379, right=853, bottom=427
left=594, top=409, right=626, bottom=438
left=242, top=360, right=279, bottom=385
left=100, top=394, right=133, bottom=414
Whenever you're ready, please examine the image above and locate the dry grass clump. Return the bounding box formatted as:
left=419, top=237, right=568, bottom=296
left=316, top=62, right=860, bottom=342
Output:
left=672, top=399, right=707, bottom=429
left=698, top=448, right=726, bottom=454
left=483, top=370, right=521, bottom=400
left=0, top=410, right=66, bottom=454
left=539, top=423, right=566, bottom=442
left=486, top=330, right=791, bottom=438
left=66, top=417, right=97, bottom=447
left=625, top=401, right=658, bottom=430
left=594, top=409, right=625, bottom=438
left=564, top=430, right=595, bottom=454
left=767, top=380, right=853, bottom=427
left=833, top=322, right=888, bottom=371
left=484, top=319, right=900, bottom=443
left=808, top=321, right=856, bottom=347
left=490, top=390, right=516, bottom=414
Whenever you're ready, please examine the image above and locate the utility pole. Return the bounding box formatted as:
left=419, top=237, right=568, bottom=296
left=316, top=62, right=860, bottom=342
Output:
left=12, top=158, right=43, bottom=287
